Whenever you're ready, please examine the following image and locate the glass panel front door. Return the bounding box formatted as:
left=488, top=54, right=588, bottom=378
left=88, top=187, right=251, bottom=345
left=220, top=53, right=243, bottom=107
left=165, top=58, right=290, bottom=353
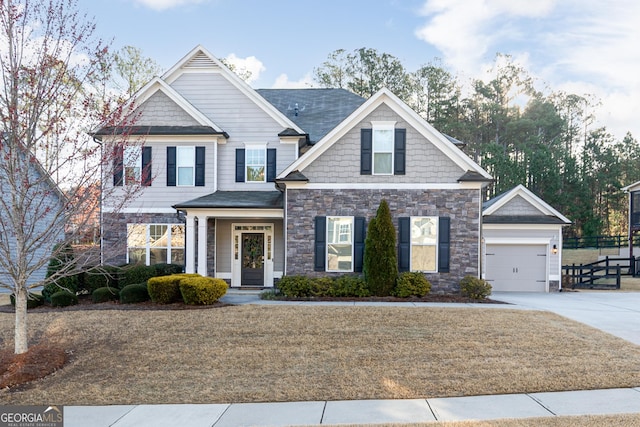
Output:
left=241, top=233, right=264, bottom=286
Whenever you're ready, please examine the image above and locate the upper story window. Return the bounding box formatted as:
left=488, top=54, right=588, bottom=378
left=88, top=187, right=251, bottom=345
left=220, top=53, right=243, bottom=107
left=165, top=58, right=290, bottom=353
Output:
left=235, top=146, right=277, bottom=183
left=123, top=146, right=142, bottom=185
left=372, top=123, right=394, bottom=175
left=166, top=146, right=205, bottom=187
left=177, top=146, right=195, bottom=186
left=361, top=123, right=406, bottom=176
left=246, top=146, right=266, bottom=183
left=113, top=145, right=151, bottom=187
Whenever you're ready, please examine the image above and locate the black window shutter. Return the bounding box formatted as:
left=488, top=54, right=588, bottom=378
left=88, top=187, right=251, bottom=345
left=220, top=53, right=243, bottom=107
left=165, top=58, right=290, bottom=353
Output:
left=398, top=217, right=410, bottom=272
left=314, top=216, right=326, bottom=271
left=267, top=148, right=277, bottom=182
left=166, top=147, right=176, bottom=186
left=354, top=217, right=366, bottom=272
left=438, top=217, right=450, bottom=273
left=236, top=148, right=245, bottom=183
left=195, top=146, right=205, bottom=186
left=394, top=128, right=406, bottom=175
left=361, top=129, right=372, bottom=175
left=141, top=146, right=152, bottom=186
left=113, top=145, right=123, bottom=187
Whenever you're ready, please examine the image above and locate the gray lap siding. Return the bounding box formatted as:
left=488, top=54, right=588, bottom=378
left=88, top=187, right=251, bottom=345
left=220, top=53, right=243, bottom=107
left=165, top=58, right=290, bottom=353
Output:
left=285, top=188, right=481, bottom=292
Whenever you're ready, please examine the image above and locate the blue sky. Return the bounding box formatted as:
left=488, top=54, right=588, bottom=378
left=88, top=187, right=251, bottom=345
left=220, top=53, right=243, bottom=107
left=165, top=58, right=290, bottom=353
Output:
left=84, top=0, right=640, bottom=141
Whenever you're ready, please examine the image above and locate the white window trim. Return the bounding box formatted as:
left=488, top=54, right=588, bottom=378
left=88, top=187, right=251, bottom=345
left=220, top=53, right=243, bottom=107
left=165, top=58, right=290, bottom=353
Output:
left=245, top=143, right=267, bottom=183
left=326, top=216, right=354, bottom=273
left=176, top=146, right=196, bottom=186
left=126, top=223, right=186, bottom=266
left=371, top=121, right=396, bottom=176
left=410, top=216, right=439, bottom=273
left=124, top=145, right=142, bottom=186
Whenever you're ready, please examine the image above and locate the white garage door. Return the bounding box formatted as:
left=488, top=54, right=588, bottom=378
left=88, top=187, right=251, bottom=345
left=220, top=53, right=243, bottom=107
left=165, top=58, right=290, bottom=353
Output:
left=486, top=244, right=547, bottom=292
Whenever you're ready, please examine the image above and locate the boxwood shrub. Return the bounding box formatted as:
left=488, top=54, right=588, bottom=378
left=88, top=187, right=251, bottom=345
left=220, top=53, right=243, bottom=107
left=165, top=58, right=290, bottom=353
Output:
left=120, top=264, right=157, bottom=288
left=50, top=290, right=79, bottom=307
left=42, top=277, right=78, bottom=303
left=328, top=275, right=369, bottom=297
left=84, top=265, right=122, bottom=293
left=120, top=283, right=150, bottom=304
left=179, top=277, right=227, bottom=305
left=394, top=272, right=431, bottom=297
left=92, top=286, right=119, bottom=303
left=277, top=275, right=314, bottom=297
left=460, top=275, right=492, bottom=300
left=10, top=293, right=45, bottom=309
left=147, top=274, right=199, bottom=304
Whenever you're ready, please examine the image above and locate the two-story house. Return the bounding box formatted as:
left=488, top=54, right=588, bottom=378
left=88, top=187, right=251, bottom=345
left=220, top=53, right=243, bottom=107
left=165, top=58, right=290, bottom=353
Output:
left=96, top=45, right=567, bottom=292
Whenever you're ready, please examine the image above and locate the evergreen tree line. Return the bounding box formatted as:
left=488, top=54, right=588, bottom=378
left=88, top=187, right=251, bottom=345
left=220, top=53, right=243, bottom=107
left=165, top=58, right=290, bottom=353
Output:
left=313, top=48, right=640, bottom=238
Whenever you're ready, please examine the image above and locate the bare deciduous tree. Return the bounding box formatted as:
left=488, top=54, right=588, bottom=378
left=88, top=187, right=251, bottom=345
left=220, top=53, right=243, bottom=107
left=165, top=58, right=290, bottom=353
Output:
left=0, top=0, right=140, bottom=354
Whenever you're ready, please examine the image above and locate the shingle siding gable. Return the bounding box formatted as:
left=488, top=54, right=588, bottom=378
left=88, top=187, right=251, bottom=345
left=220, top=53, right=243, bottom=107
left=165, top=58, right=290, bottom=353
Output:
left=493, top=195, right=544, bottom=216
left=302, top=103, right=465, bottom=183
left=135, top=91, right=201, bottom=126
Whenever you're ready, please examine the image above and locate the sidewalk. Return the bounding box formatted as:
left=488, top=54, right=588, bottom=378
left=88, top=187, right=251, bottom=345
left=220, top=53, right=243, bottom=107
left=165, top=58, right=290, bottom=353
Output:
left=65, top=388, right=640, bottom=426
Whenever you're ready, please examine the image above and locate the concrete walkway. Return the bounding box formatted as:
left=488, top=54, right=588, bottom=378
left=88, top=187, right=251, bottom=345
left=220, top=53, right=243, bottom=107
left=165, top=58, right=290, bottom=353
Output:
left=65, top=388, right=640, bottom=426
left=62, top=290, right=640, bottom=425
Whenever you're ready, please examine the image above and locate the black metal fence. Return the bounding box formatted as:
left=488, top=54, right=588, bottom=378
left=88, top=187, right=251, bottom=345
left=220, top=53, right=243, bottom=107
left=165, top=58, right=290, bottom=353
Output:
left=562, top=256, right=634, bottom=289
left=563, top=235, right=640, bottom=249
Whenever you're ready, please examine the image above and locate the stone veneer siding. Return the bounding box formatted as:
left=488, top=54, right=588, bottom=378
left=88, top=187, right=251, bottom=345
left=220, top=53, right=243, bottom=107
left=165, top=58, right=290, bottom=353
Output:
left=102, top=212, right=185, bottom=266
left=285, top=188, right=481, bottom=293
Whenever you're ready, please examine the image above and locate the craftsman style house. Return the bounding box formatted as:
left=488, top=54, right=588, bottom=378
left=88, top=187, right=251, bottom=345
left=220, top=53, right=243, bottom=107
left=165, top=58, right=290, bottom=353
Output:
left=97, top=45, right=568, bottom=292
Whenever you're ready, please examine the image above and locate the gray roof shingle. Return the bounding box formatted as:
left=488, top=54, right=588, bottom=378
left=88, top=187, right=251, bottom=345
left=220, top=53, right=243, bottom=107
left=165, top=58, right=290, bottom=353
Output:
left=256, top=88, right=365, bottom=144
left=173, top=191, right=283, bottom=209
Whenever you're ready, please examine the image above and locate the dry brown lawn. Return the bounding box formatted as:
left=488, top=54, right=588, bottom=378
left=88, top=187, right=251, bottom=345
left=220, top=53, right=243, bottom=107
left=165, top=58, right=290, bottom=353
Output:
left=0, top=305, right=639, bottom=406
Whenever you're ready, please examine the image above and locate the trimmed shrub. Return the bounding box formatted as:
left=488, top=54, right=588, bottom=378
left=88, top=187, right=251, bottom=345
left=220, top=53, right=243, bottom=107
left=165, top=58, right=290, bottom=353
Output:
left=147, top=274, right=196, bottom=303
left=42, top=278, right=78, bottom=303
left=120, top=283, right=150, bottom=304
left=277, top=275, right=314, bottom=297
left=10, top=293, right=45, bottom=309
left=364, top=200, right=398, bottom=296
left=460, top=275, right=492, bottom=300
left=121, top=264, right=156, bottom=288
left=50, top=290, right=78, bottom=307
left=84, top=265, right=122, bottom=293
left=153, top=263, right=184, bottom=276
left=310, top=277, right=334, bottom=296
left=92, top=286, right=119, bottom=303
left=328, top=275, right=370, bottom=297
left=179, top=277, right=227, bottom=305
left=394, top=272, right=431, bottom=297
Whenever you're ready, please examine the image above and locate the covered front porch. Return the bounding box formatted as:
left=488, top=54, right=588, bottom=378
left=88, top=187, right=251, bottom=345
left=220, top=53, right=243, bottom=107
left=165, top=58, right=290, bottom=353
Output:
left=174, top=191, right=285, bottom=287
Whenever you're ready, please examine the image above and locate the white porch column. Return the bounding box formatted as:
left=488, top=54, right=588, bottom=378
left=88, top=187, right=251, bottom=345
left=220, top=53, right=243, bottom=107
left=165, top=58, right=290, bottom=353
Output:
left=185, top=215, right=196, bottom=274
left=197, top=216, right=208, bottom=276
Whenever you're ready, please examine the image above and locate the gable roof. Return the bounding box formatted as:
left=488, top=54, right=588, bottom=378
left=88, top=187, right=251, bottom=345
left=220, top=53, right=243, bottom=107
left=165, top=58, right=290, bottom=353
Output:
left=483, top=184, right=571, bottom=224
left=256, top=89, right=366, bottom=144
left=162, top=45, right=306, bottom=136
left=93, top=77, right=228, bottom=138
left=277, top=87, right=492, bottom=181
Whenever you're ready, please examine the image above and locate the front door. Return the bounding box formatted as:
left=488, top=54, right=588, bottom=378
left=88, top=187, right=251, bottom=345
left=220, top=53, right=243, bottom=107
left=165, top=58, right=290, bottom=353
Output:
left=241, top=233, right=264, bottom=286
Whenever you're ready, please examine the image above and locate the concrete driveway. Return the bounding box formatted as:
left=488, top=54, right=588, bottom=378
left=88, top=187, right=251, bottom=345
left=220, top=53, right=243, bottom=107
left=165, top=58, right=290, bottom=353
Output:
left=492, top=291, right=640, bottom=346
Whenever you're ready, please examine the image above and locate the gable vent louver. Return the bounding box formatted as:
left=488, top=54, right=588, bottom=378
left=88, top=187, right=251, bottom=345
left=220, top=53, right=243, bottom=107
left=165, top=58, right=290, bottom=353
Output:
left=186, top=52, right=219, bottom=69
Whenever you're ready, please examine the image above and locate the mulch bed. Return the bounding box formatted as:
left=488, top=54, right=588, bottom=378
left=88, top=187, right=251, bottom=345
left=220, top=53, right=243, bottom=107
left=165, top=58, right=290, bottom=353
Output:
left=0, top=344, right=67, bottom=389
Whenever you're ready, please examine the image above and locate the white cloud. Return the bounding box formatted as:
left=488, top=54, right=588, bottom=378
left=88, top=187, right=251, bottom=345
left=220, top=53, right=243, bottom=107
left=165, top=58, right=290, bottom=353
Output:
left=133, top=0, right=207, bottom=11
left=223, top=54, right=266, bottom=84
left=414, top=0, right=640, bottom=140
left=271, top=73, right=314, bottom=89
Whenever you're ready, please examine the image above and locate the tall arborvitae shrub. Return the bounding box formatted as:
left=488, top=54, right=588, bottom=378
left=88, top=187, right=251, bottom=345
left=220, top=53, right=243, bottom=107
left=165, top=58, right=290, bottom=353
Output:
left=364, top=199, right=398, bottom=296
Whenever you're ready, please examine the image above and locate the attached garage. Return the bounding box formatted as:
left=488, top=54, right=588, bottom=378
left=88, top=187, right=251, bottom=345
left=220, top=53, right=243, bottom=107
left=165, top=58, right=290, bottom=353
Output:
left=485, top=243, right=547, bottom=292
left=482, top=185, right=571, bottom=292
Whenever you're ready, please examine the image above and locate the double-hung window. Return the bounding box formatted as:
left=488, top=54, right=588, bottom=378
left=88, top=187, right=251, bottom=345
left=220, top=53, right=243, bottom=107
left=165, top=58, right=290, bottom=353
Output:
left=246, top=146, right=266, bottom=183
left=123, top=146, right=142, bottom=185
left=177, top=146, right=195, bottom=186
left=327, top=216, right=354, bottom=272
left=361, top=123, right=405, bottom=176
left=410, top=217, right=438, bottom=272
left=127, top=224, right=185, bottom=266
left=372, top=123, right=394, bottom=175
